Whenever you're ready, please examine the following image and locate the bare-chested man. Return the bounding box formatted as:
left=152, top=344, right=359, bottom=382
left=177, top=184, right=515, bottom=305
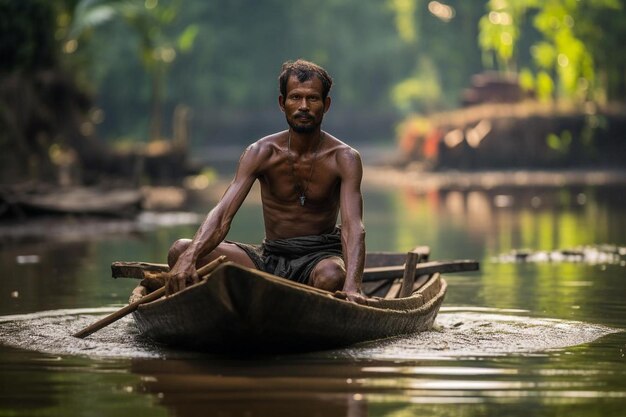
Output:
left=166, top=59, right=366, bottom=303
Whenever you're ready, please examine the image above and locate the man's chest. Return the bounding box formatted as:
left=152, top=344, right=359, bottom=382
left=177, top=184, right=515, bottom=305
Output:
left=258, top=162, right=341, bottom=205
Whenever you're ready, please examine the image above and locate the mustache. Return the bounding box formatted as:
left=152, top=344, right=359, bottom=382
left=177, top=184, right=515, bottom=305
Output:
left=294, top=112, right=313, bottom=119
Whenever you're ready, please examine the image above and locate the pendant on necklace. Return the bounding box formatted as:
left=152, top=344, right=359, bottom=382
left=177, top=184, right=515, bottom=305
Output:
left=299, top=195, right=306, bottom=206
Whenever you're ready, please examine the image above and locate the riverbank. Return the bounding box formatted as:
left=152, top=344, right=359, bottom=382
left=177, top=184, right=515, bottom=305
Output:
left=362, top=166, right=626, bottom=192
left=3, top=164, right=625, bottom=220
left=396, top=101, right=626, bottom=170
left=3, top=166, right=623, bottom=244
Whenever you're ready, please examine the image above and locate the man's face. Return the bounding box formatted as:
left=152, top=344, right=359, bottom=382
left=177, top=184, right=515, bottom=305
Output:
left=280, top=75, right=331, bottom=134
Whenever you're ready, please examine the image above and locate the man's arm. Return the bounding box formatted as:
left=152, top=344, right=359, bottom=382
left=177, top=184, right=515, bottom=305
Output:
left=337, top=147, right=366, bottom=302
left=167, top=144, right=263, bottom=293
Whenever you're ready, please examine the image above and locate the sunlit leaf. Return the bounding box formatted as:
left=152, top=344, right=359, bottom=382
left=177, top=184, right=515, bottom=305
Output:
left=536, top=71, right=554, bottom=101
left=177, top=25, right=199, bottom=53
left=519, top=68, right=535, bottom=91
left=546, top=132, right=561, bottom=150
left=387, top=0, right=417, bottom=43
left=391, top=59, right=442, bottom=111
left=70, top=5, right=116, bottom=38
left=531, top=41, right=555, bottom=69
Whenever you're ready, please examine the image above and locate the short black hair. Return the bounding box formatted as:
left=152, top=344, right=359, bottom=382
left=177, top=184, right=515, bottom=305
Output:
left=278, top=59, right=333, bottom=100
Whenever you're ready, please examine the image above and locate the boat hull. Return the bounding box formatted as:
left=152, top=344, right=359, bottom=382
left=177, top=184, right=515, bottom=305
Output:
left=133, top=262, right=446, bottom=352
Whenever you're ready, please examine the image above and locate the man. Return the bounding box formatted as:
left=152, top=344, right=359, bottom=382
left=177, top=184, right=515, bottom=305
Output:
left=166, top=59, right=366, bottom=303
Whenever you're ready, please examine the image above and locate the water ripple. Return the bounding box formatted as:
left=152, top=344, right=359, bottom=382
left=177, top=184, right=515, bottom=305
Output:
left=0, top=307, right=619, bottom=360
left=0, top=308, right=164, bottom=358
left=330, top=307, right=620, bottom=360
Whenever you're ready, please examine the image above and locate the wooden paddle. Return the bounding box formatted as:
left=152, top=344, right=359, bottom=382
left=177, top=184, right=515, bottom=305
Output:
left=73, top=256, right=227, bottom=339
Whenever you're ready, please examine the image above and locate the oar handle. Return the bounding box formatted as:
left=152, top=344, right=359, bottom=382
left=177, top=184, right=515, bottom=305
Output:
left=73, top=256, right=227, bottom=339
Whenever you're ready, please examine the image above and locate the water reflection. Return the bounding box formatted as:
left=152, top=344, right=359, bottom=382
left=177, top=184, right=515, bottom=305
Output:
left=363, top=185, right=626, bottom=328
left=368, top=185, right=625, bottom=259
left=131, top=359, right=369, bottom=417
left=122, top=330, right=626, bottom=416
left=0, top=346, right=164, bottom=417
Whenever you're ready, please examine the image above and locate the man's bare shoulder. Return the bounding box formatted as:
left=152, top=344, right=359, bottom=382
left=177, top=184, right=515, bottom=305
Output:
left=241, top=131, right=286, bottom=160
left=324, top=133, right=362, bottom=165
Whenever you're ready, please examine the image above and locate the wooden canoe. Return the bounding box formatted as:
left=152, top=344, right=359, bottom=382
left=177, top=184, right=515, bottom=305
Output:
left=119, top=249, right=473, bottom=352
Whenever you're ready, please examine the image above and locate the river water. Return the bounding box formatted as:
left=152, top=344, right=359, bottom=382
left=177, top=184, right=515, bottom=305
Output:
left=0, top=178, right=625, bottom=416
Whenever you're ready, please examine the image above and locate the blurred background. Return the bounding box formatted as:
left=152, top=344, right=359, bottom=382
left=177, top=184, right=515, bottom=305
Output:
left=1, top=0, right=625, bottom=191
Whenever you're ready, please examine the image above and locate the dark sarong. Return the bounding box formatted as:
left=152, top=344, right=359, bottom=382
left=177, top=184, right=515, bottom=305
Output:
left=231, top=228, right=343, bottom=284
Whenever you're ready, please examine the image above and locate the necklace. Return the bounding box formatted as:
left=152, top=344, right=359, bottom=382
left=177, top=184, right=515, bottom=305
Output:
left=287, top=130, right=325, bottom=206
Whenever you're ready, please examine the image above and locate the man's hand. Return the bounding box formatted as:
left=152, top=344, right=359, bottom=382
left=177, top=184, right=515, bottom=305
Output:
left=165, top=263, right=199, bottom=295
left=333, top=290, right=368, bottom=305
left=165, top=255, right=228, bottom=295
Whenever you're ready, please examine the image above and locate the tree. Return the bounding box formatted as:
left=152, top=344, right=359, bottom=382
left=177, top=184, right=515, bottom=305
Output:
left=478, top=0, right=623, bottom=102
left=69, top=0, right=198, bottom=140
left=387, top=0, right=485, bottom=113
left=0, top=0, right=97, bottom=183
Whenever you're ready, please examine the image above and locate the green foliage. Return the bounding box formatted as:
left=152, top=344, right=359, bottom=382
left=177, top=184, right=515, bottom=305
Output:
left=176, top=25, right=198, bottom=52
left=391, top=59, right=442, bottom=113
left=536, top=70, right=555, bottom=101
left=533, top=1, right=595, bottom=100
left=387, top=0, right=485, bottom=113
left=531, top=41, right=556, bottom=70
left=69, top=0, right=199, bottom=140
left=479, top=0, right=624, bottom=102
left=11, top=0, right=623, bottom=146
left=477, top=0, right=538, bottom=72
left=75, top=0, right=425, bottom=142
left=518, top=67, right=534, bottom=91
left=388, top=0, right=418, bottom=43
left=546, top=130, right=572, bottom=153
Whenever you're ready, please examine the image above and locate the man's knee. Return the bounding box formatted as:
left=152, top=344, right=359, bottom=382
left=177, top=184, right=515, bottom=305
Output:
left=309, top=258, right=346, bottom=292
left=168, top=240, right=256, bottom=269
left=167, top=238, right=191, bottom=267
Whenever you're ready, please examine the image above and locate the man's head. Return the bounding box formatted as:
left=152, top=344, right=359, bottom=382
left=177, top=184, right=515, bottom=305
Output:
left=278, top=59, right=333, bottom=101
left=279, top=59, right=333, bottom=134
